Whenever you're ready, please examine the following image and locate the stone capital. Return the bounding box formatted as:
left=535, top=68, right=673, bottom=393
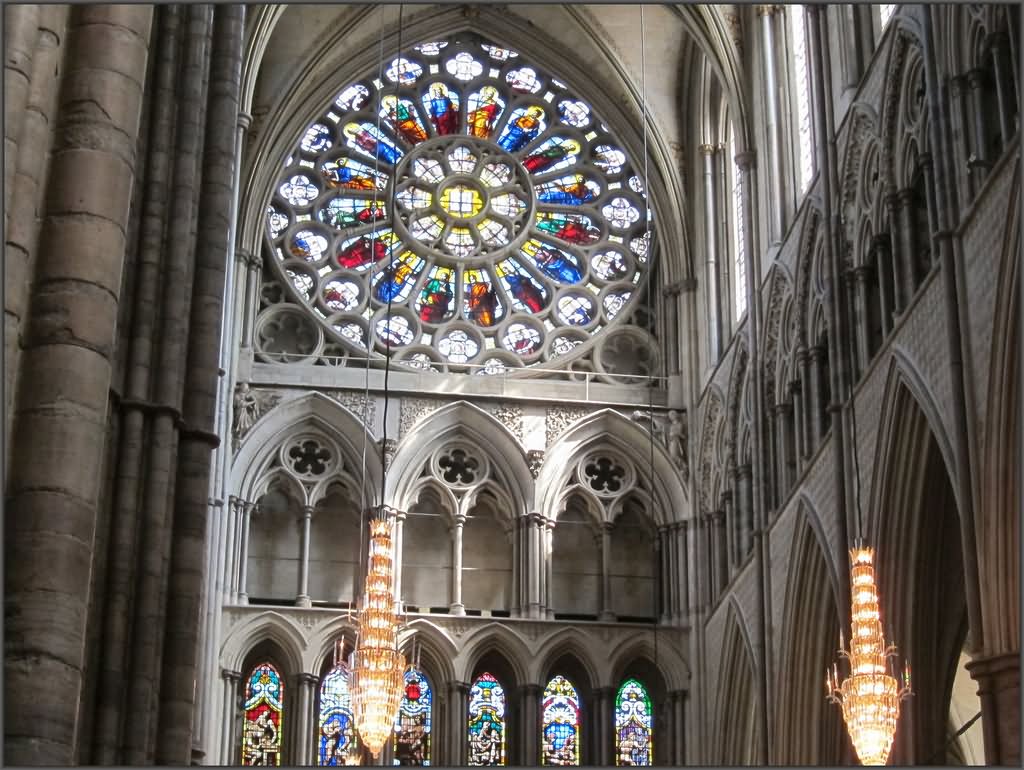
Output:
left=297, top=672, right=320, bottom=687
left=698, top=143, right=716, bottom=156
left=221, top=668, right=242, bottom=682
left=518, top=683, right=542, bottom=697
left=601, top=520, right=615, bottom=534
left=734, top=150, right=756, bottom=171
left=756, top=4, right=777, bottom=17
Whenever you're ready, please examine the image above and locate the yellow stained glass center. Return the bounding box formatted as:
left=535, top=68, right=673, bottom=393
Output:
left=440, top=184, right=484, bottom=218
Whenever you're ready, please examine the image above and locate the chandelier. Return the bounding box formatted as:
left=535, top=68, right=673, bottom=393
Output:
left=350, top=505, right=407, bottom=757
left=826, top=546, right=911, bottom=765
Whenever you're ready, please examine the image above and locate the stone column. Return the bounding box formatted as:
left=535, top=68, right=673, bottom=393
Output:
left=807, top=345, right=827, bottom=441
left=722, top=490, right=736, bottom=572
left=393, top=509, right=405, bottom=604
left=701, top=143, right=722, bottom=361
left=789, top=380, right=806, bottom=477
left=672, top=689, right=687, bottom=764
left=3, top=4, right=39, bottom=220
left=158, top=7, right=246, bottom=762
left=599, top=521, right=615, bottom=621
left=796, top=347, right=813, bottom=459
left=677, top=522, right=690, bottom=620
left=220, top=669, right=242, bottom=764
left=596, top=686, right=614, bottom=765
left=713, top=510, right=728, bottom=594
left=297, top=505, right=313, bottom=607
left=656, top=525, right=668, bottom=623
left=895, top=188, right=922, bottom=296
left=293, top=673, right=318, bottom=765
left=5, top=5, right=69, bottom=462
left=967, top=652, right=1020, bottom=765
left=519, top=684, right=540, bottom=765
left=852, top=265, right=873, bottom=367
left=703, top=513, right=718, bottom=600
left=918, top=154, right=940, bottom=271
left=4, top=7, right=153, bottom=766
left=758, top=4, right=786, bottom=242
left=990, top=32, right=1016, bottom=143
left=779, top=401, right=796, bottom=493
left=237, top=247, right=262, bottom=352
left=965, top=68, right=992, bottom=191
left=669, top=522, right=681, bottom=623
left=737, top=464, right=754, bottom=558
left=883, top=192, right=908, bottom=317
left=448, top=681, right=469, bottom=765
left=511, top=515, right=521, bottom=616
left=543, top=518, right=554, bottom=619
left=450, top=514, right=466, bottom=615
left=237, top=501, right=254, bottom=603
left=872, top=235, right=895, bottom=337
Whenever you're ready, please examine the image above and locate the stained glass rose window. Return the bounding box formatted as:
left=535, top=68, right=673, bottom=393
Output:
left=265, top=33, right=652, bottom=372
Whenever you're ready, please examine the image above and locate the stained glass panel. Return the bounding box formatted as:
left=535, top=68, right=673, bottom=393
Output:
left=242, top=662, right=284, bottom=766
left=267, top=32, right=654, bottom=371
left=318, top=665, right=360, bottom=766
left=614, top=679, right=652, bottom=766
left=468, top=672, right=506, bottom=766
left=541, top=675, right=581, bottom=766
left=393, top=668, right=432, bottom=765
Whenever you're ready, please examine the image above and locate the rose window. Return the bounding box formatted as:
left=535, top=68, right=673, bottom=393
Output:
left=264, top=33, right=654, bottom=373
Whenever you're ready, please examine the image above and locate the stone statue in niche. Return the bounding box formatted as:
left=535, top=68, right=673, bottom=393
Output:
left=666, top=409, right=688, bottom=480
left=629, top=408, right=688, bottom=479
left=232, top=383, right=280, bottom=448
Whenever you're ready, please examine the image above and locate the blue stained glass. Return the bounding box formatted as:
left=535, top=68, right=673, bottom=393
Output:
left=243, top=663, right=284, bottom=766
left=541, top=675, right=581, bottom=765
left=495, top=258, right=547, bottom=313
left=318, top=666, right=360, bottom=766
left=535, top=175, right=600, bottom=205
left=614, top=679, right=652, bottom=766
left=468, top=672, right=506, bottom=766
left=343, top=122, right=403, bottom=165
left=522, top=240, right=582, bottom=284
left=496, top=105, right=546, bottom=152
left=373, top=254, right=425, bottom=302
left=416, top=265, right=457, bottom=324
left=394, top=669, right=432, bottom=765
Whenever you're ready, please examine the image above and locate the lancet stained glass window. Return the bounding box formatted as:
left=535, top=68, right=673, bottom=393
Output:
left=467, top=672, right=507, bottom=766
left=393, top=668, right=432, bottom=765
left=614, top=679, right=652, bottom=766
left=318, top=665, right=361, bottom=766
left=265, top=32, right=653, bottom=373
left=541, top=675, right=581, bottom=766
left=242, top=662, right=284, bottom=766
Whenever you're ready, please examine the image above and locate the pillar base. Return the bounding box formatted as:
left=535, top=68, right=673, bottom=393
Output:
left=545, top=608, right=555, bottom=620
left=237, top=593, right=248, bottom=605
left=449, top=603, right=465, bottom=616
left=598, top=610, right=616, bottom=622
left=296, top=595, right=311, bottom=608
left=966, top=651, right=1020, bottom=765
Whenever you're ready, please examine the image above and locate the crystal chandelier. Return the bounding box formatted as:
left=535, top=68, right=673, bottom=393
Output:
left=350, top=504, right=407, bottom=757
left=826, top=546, right=912, bottom=765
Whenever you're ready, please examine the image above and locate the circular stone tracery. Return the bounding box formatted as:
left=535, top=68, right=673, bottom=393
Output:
left=393, top=138, right=535, bottom=261
left=264, top=32, right=655, bottom=374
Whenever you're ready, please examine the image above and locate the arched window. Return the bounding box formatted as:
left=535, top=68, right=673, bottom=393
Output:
left=788, top=5, right=815, bottom=193
left=318, top=664, right=360, bottom=766
left=614, top=678, right=653, bottom=766
left=264, top=33, right=654, bottom=376
left=394, top=667, right=433, bottom=765
left=467, top=671, right=507, bottom=765
left=242, top=662, right=284, bottom=766
left=541, top=675, right=582, bottom=765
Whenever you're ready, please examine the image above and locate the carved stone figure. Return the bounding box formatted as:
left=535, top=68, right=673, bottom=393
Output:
left=666, top=409, right=688, bottom=479
left=527, top=449, right=545, bottom=479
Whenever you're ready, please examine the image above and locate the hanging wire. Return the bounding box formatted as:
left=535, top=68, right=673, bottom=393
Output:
left=352, top=8, right=390, bottom=615
left=639, top=4, right=662, bottom=706
left=379, top=3, right=404, bottom=509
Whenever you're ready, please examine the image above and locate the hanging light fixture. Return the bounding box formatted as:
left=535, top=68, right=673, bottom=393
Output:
left=826, top=545, right=912, bottom=765
left=348, top=4, right=408, bottom=758
left=350, top=505, right=406, bottom=757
